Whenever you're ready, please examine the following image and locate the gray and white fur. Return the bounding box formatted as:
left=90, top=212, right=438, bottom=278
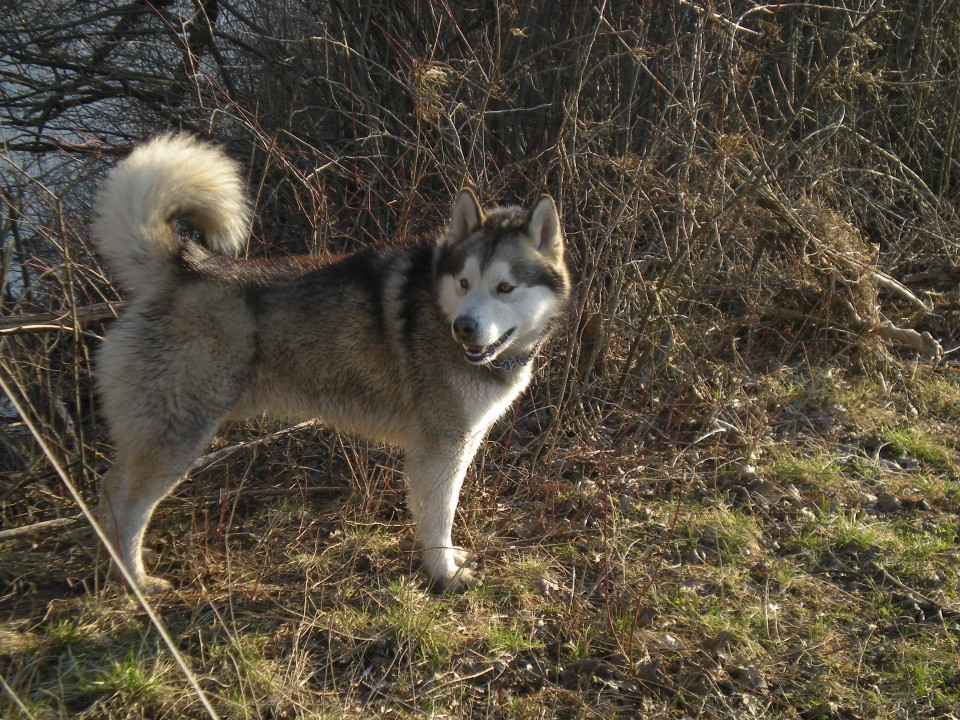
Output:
left=93, top=135, right=570, bottom=593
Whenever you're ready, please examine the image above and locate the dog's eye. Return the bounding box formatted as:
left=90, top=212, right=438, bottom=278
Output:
left=459, top=277, right=470, bottom=290
left=496, top=282, right=515, bottom=294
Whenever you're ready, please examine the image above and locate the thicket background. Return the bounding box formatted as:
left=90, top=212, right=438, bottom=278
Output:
left=2, top=2, right=959, bottom=719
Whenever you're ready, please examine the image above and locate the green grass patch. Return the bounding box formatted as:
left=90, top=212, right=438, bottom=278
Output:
left=485, top=616, right=542, bottom=656
left=381, top=577, right=457, bottom=672
left=917, top=374, right=960, bottom=418
left=766, top=445, right=847, bottom=489
left=882, top=426, right=955, bottom=467
left=684, top=505, right=764, bottom=567
left=79, top=646, right=168, bottom=704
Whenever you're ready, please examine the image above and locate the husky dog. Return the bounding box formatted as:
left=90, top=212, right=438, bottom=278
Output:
left=92, top=135, right=570, bottom=593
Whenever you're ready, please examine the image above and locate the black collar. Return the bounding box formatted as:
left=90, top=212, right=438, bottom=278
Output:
left=487, top=339, right=542, bottom=372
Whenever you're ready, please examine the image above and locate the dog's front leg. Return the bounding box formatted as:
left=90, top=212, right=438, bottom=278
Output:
left=405, top=433, right=484, bottom=591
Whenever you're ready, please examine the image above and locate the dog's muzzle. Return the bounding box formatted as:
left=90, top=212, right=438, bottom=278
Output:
left=457, top=326, right=515, bottom=364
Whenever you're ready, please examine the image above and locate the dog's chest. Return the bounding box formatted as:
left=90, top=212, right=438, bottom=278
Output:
left=459, top=367, right=531, bottom=436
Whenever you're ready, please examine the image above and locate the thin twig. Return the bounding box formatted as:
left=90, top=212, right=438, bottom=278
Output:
left=0, top=514, right=83, bottom=541
left=0, top=301, right=124, bottom=336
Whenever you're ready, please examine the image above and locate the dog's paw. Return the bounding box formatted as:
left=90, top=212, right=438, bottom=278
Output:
left=452, top=547, right=475, bottom=568
left=430, top=562, right=478, bottom=594
left=442, top=564, right=478, bottom=593
left=130, top=574, right=174, bottom=597
left=422, top=546, right=480, bottom=593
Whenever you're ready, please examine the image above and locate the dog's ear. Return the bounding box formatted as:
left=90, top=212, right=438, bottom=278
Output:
left=448, top=188, right=485, bottom=244
left=527, top=195, right=563, bottom=261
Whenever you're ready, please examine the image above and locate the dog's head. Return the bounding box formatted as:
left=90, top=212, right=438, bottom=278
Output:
left=436, top=189, right=570, bottom=367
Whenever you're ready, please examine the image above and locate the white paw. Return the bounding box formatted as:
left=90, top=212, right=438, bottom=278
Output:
left=137, top=574, right=174, bottom=596
left=452, top=547, right=475, bottom=568
left=421, top=546, right=479, bottom=592
left=113, top=565, right=173, bottom=596
left=444, top=564, right=477, bottom=592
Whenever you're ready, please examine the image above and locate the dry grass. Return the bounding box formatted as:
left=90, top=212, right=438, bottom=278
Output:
left=3, top=1, right=960, bottom=718
left=4, top=366, right=960, bottom=719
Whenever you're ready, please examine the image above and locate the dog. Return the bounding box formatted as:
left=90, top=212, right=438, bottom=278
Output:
left=91, top=135, right=571, bottom=593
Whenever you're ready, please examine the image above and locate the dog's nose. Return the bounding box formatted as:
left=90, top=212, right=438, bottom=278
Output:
left=452, top=316, right=477, bottom=342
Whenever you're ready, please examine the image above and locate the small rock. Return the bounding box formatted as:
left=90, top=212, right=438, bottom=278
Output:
left=635, top=605, right=658, bottom=628
left=798, top=506, right=818, bottom=522
left=729, top=664, right=767, bottom=691
left=899, top=457, right=920, bottom=471
left=900, top=494, right=930, bottom=511
left=876, top=492, right=902, bottom=512
left=558, top=658, right=602, bottom=689
left=656, top=633, right=682, bottom=651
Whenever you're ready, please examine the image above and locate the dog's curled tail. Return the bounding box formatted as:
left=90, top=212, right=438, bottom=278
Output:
left=93, top=134, right=250, bottom=292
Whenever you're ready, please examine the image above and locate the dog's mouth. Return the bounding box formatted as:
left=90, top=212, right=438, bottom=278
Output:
left=463, top=328, right=515, bottom=364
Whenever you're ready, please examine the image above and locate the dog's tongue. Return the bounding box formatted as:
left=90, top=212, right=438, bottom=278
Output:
left=465, top=344, right=484, bottom=354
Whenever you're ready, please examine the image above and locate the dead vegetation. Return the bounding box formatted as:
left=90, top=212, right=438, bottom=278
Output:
left=2, top=1, right=960, bottom=718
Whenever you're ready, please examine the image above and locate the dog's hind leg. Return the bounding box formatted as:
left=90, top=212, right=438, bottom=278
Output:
left=96, top=426, right=220, bottom=595
left=405, top=433, right=484, bottom=592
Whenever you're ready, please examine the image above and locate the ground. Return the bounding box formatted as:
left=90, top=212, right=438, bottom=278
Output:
left=2, top=358, right=959, bottom=719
